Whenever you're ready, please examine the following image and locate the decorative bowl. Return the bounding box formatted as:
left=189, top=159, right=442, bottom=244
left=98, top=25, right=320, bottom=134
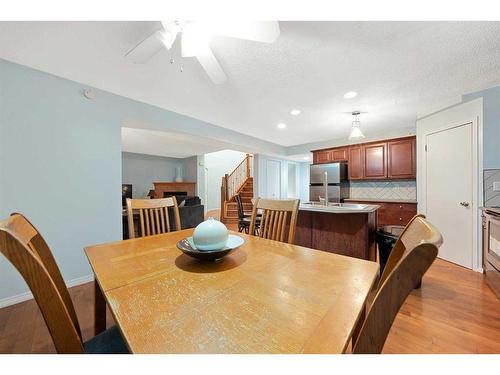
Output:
left=192, top=217, right=229, bottom=251
left=176, top=234, right=245, bottom=262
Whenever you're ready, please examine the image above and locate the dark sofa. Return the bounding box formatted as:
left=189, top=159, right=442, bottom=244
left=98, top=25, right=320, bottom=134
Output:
left=172, top=195, right=205, bottom=230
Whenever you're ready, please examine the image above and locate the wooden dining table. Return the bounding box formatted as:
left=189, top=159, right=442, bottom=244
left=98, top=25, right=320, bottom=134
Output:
left=84, top=229, right=379, bottom=353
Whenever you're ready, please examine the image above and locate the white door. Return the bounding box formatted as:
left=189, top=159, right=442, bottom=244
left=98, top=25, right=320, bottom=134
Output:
left=266, top=160, right=281, bottom=199
left=287, top=163, right=297, bottom=198
left=425, top=123, right=473, bottom=268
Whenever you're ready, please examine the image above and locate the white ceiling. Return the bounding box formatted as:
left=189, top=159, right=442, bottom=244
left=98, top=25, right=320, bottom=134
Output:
left=121, top=127, right=233, bottom=158
left=1, top=21, right=500, bottom=148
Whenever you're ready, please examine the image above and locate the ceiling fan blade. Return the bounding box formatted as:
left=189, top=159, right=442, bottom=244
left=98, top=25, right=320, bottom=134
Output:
left=195, top=47, right=227, bottom=84
left=125, top=30, right=165, bottom=63
left=209, top=21, right=280, bottom=43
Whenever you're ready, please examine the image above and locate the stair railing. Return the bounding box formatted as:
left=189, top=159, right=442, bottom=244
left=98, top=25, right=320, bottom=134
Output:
left=226, top=154, right=253, bottom=202
left=220, top=154, right=253, bottom=221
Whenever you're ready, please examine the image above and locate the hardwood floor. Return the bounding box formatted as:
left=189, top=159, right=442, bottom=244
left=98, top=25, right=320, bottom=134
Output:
left=0, top=258, right=499, bottom=353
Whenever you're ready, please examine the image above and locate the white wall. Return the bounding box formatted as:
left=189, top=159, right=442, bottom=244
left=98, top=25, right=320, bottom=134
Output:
left=254, top=154, right=309, bottom=203
left=298, top=162, right=311, bottom=202
left=287, top=164, right=297, bottom=198
left=204, top=150, right=247, bottom=211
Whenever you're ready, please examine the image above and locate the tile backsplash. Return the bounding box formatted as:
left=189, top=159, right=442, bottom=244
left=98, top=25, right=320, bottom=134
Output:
left=349, top=180, right=417, bottom=200
left=484, top=169, right=500, bottom=207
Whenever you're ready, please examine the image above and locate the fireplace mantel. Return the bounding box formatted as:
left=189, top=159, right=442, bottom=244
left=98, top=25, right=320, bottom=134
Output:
left=153, top=182, right=196, bottom=198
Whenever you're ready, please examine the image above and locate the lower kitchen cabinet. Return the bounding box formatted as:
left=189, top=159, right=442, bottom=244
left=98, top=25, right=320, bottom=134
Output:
left=347, top=200, right=417, bottom=227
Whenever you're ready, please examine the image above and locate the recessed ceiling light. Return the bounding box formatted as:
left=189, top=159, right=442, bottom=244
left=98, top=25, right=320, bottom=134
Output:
left=303, top=156, right=310, bottom=160
left=277, top=123, right=287, bottom=129
left=290, top=109, right=301, bottom=116
left=344, top=91, right=358, bottom=99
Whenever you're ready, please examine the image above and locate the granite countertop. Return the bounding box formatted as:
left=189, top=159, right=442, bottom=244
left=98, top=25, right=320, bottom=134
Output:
left=299, top=203, right=380, bottom=214
left=344, top=198, right=418, bottom=204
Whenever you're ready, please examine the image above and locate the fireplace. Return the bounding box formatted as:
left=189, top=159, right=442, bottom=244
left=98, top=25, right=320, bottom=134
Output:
left=163, top=191, right=188, bottom=197
left=153, top=182, right=196, bottom=198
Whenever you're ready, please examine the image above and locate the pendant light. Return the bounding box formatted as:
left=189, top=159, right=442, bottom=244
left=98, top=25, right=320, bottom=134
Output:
left=348, top=111, right=365, bottom=140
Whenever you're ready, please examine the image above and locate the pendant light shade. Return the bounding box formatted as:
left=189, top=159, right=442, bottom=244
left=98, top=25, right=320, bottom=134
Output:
left=348, top=111, right=365, bottom=140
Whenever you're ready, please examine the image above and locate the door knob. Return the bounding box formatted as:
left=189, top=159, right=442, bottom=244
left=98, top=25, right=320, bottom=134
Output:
left=460, top=201, right=470, bottom=207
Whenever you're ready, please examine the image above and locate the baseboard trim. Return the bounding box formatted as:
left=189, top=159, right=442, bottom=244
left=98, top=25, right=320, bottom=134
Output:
left=0, top=274, right=94, bottom=308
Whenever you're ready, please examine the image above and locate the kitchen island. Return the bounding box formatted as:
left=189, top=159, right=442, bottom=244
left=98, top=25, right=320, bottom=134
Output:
left=294, top=203, right=379, bottom=261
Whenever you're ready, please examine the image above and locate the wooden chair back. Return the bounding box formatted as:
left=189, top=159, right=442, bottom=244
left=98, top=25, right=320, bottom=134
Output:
left=249, top=198, right=300, bottom=244
left=0, top=213, right=84, bottom=353
left=235, top=194, right=245, bottom=220
left=126, top=197, right=181, bottom=239
left=353, top=214, right=443, bottom=353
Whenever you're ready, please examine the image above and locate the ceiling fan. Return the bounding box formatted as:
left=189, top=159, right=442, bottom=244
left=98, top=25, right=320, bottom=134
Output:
left=125, top=21, right=280, bottom=84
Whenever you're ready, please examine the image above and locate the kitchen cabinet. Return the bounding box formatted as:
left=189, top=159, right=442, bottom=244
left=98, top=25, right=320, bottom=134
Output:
left=313, top=150, right=331, bottom=164
left=330, top=147, right=348, bottom=161
left=313, top=147, right=348, bottom=164
left=348, top=146, right=363, bottom=180
left=377, top=202, right=417, bottom=226
left=387, top=137, right=416, bottom=179
left=363, top=142, right=387, bottom=179
left=346, top=200, right=417, bottom=227
left=312, top=135, right=416, bottom=181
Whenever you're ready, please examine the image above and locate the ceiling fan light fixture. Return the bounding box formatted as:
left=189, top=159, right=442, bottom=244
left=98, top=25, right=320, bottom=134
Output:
left=181, top=22, right=212, bottom=57
left=158, top=30, right=177, bottom=50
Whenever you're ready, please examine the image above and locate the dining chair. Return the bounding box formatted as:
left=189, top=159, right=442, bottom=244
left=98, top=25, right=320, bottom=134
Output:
left=235, top=194, right=250, bottom=233
left=249, top=197, right=300, bottom=244
left=0, top=213, right=129, bottom=353
left=352, top=214, right=443, bottom=353
left=126, top=197, right=181, bottom=239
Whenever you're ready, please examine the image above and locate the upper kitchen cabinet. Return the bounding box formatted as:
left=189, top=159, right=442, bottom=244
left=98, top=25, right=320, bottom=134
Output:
left=363, top=142, right=387, bottom=179
left=330, top=147, right=349, bottom=161
left=312, top=147, right=349, bottom=164
left=311, top=135, right=416, bottom=181
left=348, top=146, right=364, bottom=180
left=387, top=136, right=416, bottom=179
left=313, top=150, right=331, bottom=164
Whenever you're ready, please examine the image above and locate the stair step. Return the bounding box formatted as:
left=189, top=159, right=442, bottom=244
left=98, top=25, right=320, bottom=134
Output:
left=222, top=217, right=239, bottom=224
left=226, top=202, right=252, bottom=207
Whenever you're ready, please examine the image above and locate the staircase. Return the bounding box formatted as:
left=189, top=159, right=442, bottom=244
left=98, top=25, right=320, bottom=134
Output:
left=220, top=154, right=254, bottom=224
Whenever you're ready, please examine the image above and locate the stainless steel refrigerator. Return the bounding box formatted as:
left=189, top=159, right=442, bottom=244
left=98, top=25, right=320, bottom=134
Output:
left=309, top=162, right=350, bottom=203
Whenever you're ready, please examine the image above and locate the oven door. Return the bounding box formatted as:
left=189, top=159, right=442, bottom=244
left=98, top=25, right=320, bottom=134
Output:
left=485, top=212, right=500, bottom=271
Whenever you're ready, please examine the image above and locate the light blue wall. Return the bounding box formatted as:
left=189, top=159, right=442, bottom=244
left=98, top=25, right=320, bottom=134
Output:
left=122, top=152, right=192, bottom=198
left=182, top=156, right=198, bottom=183
left=0, top=60, right=122, bottom=302
left=462, top=86, right=500, bottom=168
left=0, top=59, right=252, bottom=303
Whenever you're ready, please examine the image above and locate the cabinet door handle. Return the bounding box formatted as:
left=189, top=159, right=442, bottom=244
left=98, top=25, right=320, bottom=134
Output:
left=460, top=201, right=470, bottom=208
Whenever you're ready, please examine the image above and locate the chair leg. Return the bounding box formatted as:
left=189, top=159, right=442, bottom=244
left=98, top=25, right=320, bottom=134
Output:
left=245, top=226, right=249, bottom=234
left=238, top=224, right=244, bottom=233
